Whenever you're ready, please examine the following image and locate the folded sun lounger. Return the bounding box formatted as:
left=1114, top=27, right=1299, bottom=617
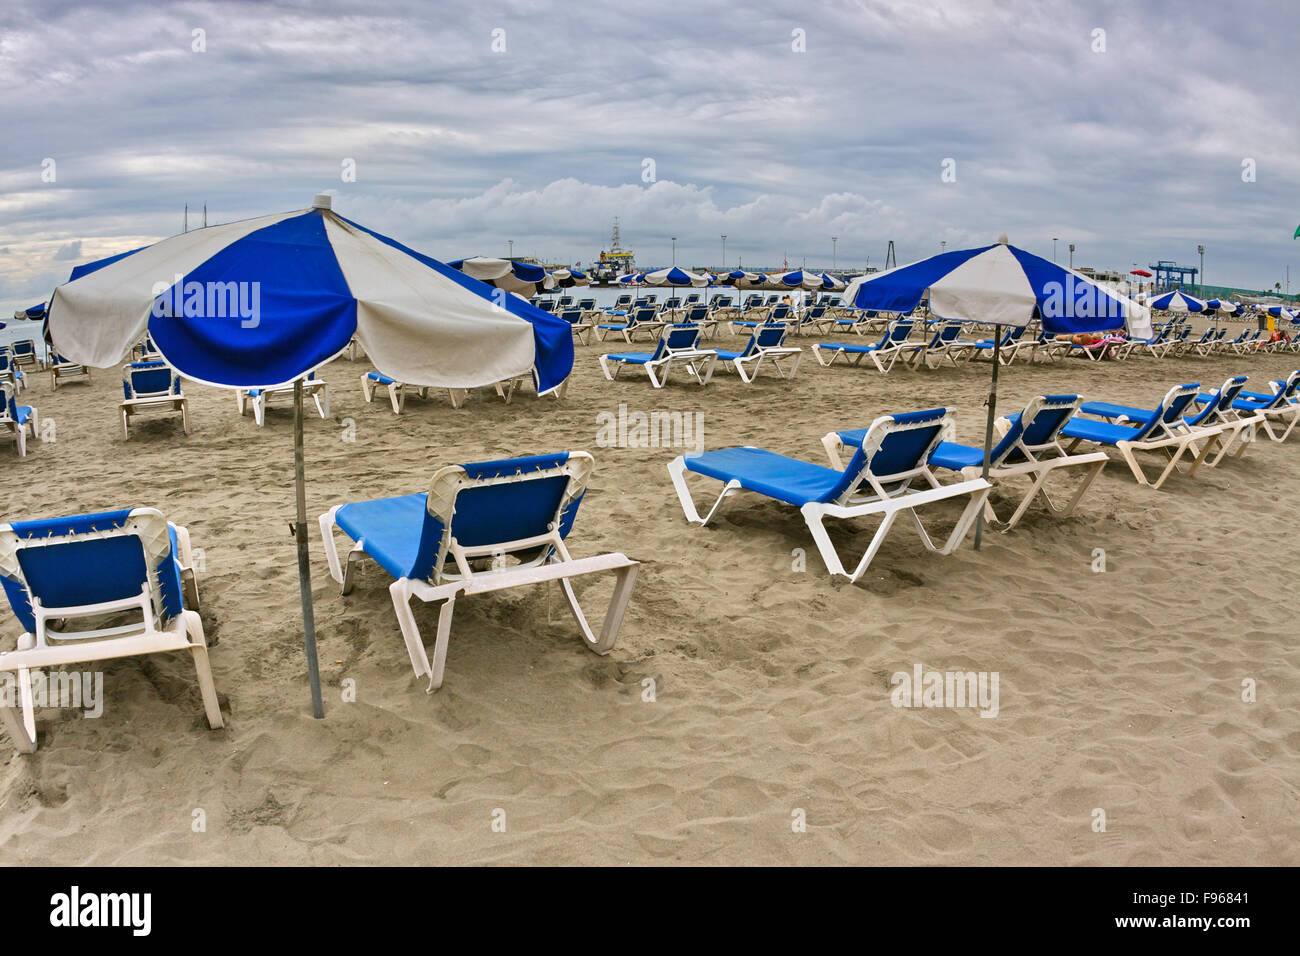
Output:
left=668, top=408, right=991, bottom=583
left=318, top=452, right=638, bottom=692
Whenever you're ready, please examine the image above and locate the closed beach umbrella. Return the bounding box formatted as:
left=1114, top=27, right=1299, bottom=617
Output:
left=548, top=268, right=589, bottom=289
left=447, top=256, right=552, bottom=297
left=842, top=234, right=1150, bottom=546
left=1147, top=290, right=1208, bottom=313
left=47, top=195, right=573, bottom=717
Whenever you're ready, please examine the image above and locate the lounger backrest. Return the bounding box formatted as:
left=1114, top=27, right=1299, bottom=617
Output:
left=1257, top=370, right=1300, bottom=408
left=124, top=362, right=179, bottom=399
left=755, top=324, right=787, bottom=349
left=1129, top=383, right=1200, bottom=440
left=684, top=306, right=709, bottom=323
left=615, top=295, right=631, bottom=308
left=559, top=309, right=584, bottom=325
left=630, top=307, right=657, bottom=326
left=992, top=395, right=1081, bottom=465
left=578, top=299, right=595, bottom=310
left=537, top=300, right=556, bottom=312
left=887, top=319, right=914, bottom=344
left=0, top=508, right=184, bottom=636
left=663, top=325, right=703, bottom=352
left=934, top=321, right=964, bottom=346
left=12, top=341, right=35, bottom=357
left=1191, top=376, right=1248, bottom=425
left=416, top=452, right=593, bottom=582
left=770, top=304, right=791, bottom=321
left=0, top=382, right=20, bottom=422
left=829, top=408, right=950, bottom=502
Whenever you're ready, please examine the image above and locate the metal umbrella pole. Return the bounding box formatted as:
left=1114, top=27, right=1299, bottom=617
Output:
left=293, top=379, right=325, bottom=718
left=973, top=324, right=1002, bottom=551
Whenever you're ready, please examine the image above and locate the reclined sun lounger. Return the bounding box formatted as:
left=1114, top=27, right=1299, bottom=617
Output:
left=559, top=308, right=594, bottom=345
left=904, top=319, right=970, bottom=368
left=0, top=508, right=221, bottom=752
left=1, top=382, right=37, bottom=457
left=597, top=306, right=662, bottom=343
left=713, top=323, right=803, bottom=383
left=1182, top=376, right=1265, bottom=465
left=599, top=324, right=718, bottom=387
left=0, top=351, right=26, bottom=394
left=1061, top=383, right=1223, bottom=488
left=9, top=339, right=41, bottom=371
left=237, top=372, right=330, bottom=426
left=668, top=409, right=991, bottom=582
left=955, top=325, right=1034, bottom=364
left=1228, top=369, right=1300, bottom=442
left=120, top=361, right=189, bottom=439
left=319, top=452, right=638, bottom=692
left=823, top=395, right=1107, bottom=531
left=811, top=318, right=915, bottom=371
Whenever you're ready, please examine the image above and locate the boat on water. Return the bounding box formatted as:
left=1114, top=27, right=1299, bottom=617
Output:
left=591, top=217, right=635, bottom=285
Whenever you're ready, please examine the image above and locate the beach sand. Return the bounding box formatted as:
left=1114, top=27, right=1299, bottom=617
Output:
left=2, top=322, right=1297, bottom=865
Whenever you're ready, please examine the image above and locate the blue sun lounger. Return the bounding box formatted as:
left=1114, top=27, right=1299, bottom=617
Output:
left=319, top=452, right=638, bottom=692
left=1182, top=376, right=1266, bottom=464
left=120, top=361, right=189, bottom=439
left=1229, top=369, right=1300, bottom=442
left=668, top=409, right=991, bottom=583
left=1061, top=382, right=1222, bottom=488
left=823, top=395, right=1108, bottom=531
left=713, top=323, right=803, bottom=383
left=599, top=324, right=718, bottom=387
left=237, top=372, right=330, bottom=427
left=1, top=382, right=37, bottom=457
left=811, top=318, right=915, bottom=371
left=597, top=306, right=662, bottom=343
left=0, top=508, right=221, bottom=752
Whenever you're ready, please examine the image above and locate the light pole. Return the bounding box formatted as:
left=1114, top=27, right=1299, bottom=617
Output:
left=940, top=241, right=946, bottom=254
left=1197, top=244, right=1205, bottom=296
left=832, top=236, right=838, bottom=270
left=721, top=235, right=726, bottom=270
left=508, top=239, right=513, bottom=260
left=1068, top=243, right=1075, bottom=269
left=1053, top=237, right=1058, bottom=263
left=671, top=237, right=677, bottom=266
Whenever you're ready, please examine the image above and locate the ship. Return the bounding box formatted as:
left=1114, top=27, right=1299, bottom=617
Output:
left=592, top=218, right=635, bottom=285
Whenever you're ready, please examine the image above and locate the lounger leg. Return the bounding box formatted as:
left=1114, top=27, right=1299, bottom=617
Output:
left=800, top=503, right=900, bottom=582
left=360, top=373, right=376, bottom=402
left=447, top=388, right=467, bottom=409
left=18, top=666, right=37, bottom=749
left=182, top=611, right=224, bottom=730
left=389, top=383, right=404, bottom=414
left=905, top=487, right=990, bottom=555
left=318, top=507, right=345, bottom=585
left=315, top=387, right=329, bottom=419
left=557, top=561, right=639, bottom=654
left=668, top=457, right=739, bottom=526
left=0, top=667, right=36, bottom=752
left=180, top=398, right=190, bottom=435
left=121, top=406, right=130, bottom=441
left=388, top=579, right=437, bottom=684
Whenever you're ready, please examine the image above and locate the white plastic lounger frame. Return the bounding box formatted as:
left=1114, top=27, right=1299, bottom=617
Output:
left=50, top=353, right=91, bottom=390
left=1067, top=385, right=1224, bottom=489
left=822, top=396, right=1108, bottom=532
left=599, top=326, right=718, bottom=388
left=0, top=509, right=220, bottom=753
left=237, top=376, right=330, bottom=426
left=669, top=412, right=991, bottom=583
left=720, top=325, right=803, bottom=383
left=120, top=364, right=190, bottom=439
left=319, top=452, right=639, bottom=692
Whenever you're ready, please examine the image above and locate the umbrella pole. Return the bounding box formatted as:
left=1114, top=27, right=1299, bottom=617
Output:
left=973, top=323, right=1001, bottom=551
left=294, top=380, right=326, bottom=718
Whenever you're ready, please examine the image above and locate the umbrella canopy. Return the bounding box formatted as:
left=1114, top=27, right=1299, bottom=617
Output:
left=51, top=205, right=572, bottom=392
left=1204, top=299, right=1241, bottom=316
left=642, top=266, right=709, bottom=289
left=47, top=196, right=575, bottom=718
left=1129, top=269, right=1153, bottom=277
left=1147, top=290, right=1208, bottom=313
left=768, top=269, right=824, bottom=291
left=1263, top=305, right=1297, bottom=320
left=446, top=256, right=553, bottom=298
left=13, top=303, right=47, bottom=320
left=818, top=273, right=847, bottom=292
left=548, top=268, right=589, bottom=289
left=843, top=237, right=1151, bottom=336
left=615, top=272, right=646, bottom=289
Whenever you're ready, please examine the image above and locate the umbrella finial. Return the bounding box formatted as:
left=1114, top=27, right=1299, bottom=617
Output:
left=312, top=194, right=332, bottom=210
left=997, top=232, right=1009, bottom=245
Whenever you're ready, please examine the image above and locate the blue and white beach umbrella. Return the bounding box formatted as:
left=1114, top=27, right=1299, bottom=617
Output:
left=769, top=270, right=824, bottom=291
left=47, top=195, right=574, bottom=718
left=446, top=255, right=553, bottom=297
left=548, top=268, right=589, bottom=289
left=842, top=235, right=1150, bottom=546
left=1204, top=299, right=1240, bottom=316
left=643, top=266, right=709, bottom=290
left=1263, top=305, right=1297, bottom=321
left=1147, top=290, right=1208, bottom=313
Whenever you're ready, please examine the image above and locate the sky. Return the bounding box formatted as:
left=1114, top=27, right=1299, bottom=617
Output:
left=2, top=0, right=1298, bottom=315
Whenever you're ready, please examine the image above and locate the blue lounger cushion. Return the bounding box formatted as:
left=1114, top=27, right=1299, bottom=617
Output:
left=366, top=371, right=396, bottom=386
left=602, top=352, right=654, bottom=365
left=1060, top=418, right=1146, bottom=444
left=816, top=342, right=880, bottom=354
left=335, top=493, right=439, bottom=581
left=682, top=447, right=847, bottom=507
left=1079, top=401, right=1150, bottom=420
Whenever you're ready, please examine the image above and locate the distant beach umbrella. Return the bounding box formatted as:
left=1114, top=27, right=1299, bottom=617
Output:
left=1204, top=299, right=1240, bottom=316
left=842, top=234, right=1151, bottom=547
left=47, top=195, right=573, bottom=718
left=643, top=266, right=709, bottom=289
left=818, top=273, right=847, bottom=291
left=447, top=256, right=552, bottom=296
left=548, top=268, right=589, bottom=289
left=768, top=270, right=825, bottom=291
left=1147, top=290, right=1208, bottom=312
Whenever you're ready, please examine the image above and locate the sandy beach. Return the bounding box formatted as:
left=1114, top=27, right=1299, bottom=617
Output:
left=2, top=322, right=1297, bottom=866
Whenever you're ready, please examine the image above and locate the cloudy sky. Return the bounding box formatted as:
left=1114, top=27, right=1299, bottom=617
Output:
left=1, top=0, right=1297, bottom=313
